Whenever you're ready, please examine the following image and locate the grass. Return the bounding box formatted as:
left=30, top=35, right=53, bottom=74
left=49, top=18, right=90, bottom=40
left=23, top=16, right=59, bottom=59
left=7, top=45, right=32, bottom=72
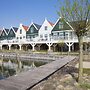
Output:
left=80, top=83, right=90, bottom=89
left=79, top=68, right=90, bottom=89
left=83, top=68, right=90, bottom=75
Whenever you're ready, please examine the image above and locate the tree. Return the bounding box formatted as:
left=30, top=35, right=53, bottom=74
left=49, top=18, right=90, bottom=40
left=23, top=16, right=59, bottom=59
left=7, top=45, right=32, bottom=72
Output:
left=57, top=0, right=90, bottom=83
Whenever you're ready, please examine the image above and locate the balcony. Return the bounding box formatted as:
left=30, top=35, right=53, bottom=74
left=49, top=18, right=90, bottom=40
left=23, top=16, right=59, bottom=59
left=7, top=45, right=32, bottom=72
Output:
left=0, top=35, right=90, bottom=45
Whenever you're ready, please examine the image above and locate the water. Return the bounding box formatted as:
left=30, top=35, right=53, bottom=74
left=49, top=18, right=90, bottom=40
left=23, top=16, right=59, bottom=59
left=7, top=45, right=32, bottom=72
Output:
left=0, top=59, right=47, bottom=80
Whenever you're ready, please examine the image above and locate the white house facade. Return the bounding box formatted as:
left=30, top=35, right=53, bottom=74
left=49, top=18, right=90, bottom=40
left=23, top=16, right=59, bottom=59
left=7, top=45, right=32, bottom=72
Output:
left=39, top=18, right=53, bottom=41
left=16, top=24, right=28, bottom=43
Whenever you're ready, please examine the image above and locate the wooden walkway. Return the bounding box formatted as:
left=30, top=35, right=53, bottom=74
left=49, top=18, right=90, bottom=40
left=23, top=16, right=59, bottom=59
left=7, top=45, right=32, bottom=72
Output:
left=0, top=56, right=77, bottom=90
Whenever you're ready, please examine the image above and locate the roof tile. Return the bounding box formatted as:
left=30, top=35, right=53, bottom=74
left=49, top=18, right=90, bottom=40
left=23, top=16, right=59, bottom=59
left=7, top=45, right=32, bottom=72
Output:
left=22, top=25, right=29, bottom=31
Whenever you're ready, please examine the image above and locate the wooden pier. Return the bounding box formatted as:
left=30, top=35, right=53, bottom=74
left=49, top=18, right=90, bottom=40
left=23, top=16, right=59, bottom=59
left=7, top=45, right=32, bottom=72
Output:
left=0, top=56, right=77, bottom=90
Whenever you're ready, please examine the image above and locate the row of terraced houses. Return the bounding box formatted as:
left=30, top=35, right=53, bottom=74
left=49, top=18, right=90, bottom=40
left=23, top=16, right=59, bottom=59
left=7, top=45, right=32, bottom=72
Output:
left=0, top=17, right=90, bottom=52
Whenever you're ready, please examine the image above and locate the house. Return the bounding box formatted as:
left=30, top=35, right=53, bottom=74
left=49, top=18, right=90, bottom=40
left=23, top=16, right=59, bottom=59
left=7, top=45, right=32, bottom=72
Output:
left=26, top=22, right=41, bottom=41
left=51, top=17, right=77, bottom=40
left=16, top=24, right=28, bottom=42
left=39, top=18, right=54, bottom=41
left=7, top=27, right=18, bottom=40
left=0, top=28, right=9, bottom=40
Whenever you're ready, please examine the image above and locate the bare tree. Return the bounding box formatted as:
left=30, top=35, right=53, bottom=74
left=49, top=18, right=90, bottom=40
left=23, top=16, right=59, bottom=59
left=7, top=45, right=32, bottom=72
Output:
left=57, top=0, right=90, bottom=83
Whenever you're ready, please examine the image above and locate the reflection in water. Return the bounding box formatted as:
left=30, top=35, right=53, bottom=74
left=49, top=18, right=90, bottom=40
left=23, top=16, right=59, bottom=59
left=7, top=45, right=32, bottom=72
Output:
left=0, top=57, right=46, bottom=80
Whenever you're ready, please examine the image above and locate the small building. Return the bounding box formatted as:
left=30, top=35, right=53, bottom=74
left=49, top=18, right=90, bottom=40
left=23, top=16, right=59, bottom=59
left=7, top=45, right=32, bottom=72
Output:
left=7, top=27, right=18, bottom=40
left=0, top=28, right=9, bottom=40
left=39, top=18, right=54, bottom=41
left=16, top=24, right=28, bottom=42
left=26, top=22, right=41, bottom=41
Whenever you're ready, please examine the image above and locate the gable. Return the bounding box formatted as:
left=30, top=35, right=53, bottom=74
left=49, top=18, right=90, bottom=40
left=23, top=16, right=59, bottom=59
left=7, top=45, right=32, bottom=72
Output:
left=0, top=30, right=7, bottom=40
left=8, top=29, right=15, bottom=37
left=52, top=19, right=71, bottom=31
left=22, top=25, right=28, bottom=31
left=13, top=27, right=18, bottom=32
left=26, top=25, right=38, bottom=35
left=39, top=19, right=53, bottom=32
left=5, top=29, right=9, bottom=34
left=1, top=30, right=7, bottom=37
left=34, top=23, right=41, bottom=29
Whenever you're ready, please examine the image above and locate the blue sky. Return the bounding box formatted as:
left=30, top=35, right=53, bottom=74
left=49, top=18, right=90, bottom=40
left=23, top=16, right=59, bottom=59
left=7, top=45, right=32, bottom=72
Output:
left=0, top=0, right=59, bottom=28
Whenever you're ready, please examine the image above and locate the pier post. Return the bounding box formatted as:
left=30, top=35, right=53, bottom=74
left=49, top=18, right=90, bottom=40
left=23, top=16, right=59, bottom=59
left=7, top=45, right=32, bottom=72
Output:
left=46, top=43, right=53, bottom=51
left=65, top=42, right=74, bottom=52
left=31, top=43, right=36, bottom=51
left=37, top=44, right=41, bottom=51
left=8, top=45, right=11, bottom=50
left=19, top=45, right=22, bottom=50
left=0, top=45, right=2, bottom=50
left=53, top=43, right=57, bottom=52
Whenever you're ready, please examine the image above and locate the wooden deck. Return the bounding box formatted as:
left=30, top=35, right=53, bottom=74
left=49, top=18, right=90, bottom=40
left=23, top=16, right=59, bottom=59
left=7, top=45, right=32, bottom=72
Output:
left=0, top=56, right=77, bottom=90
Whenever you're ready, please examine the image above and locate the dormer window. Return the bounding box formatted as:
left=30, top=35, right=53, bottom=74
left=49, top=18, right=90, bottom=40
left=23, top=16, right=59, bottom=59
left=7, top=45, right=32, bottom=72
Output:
left=45, top=26, right=47, bottom=30
left=31, top=27, right=34, bottom=33
left=59, top=22, right=63, bottom=29
left=20, top=29, right=22, bottom=34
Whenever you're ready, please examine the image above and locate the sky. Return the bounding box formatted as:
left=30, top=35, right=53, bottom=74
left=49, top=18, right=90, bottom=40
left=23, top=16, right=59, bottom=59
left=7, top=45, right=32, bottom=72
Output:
left=0, top=0, right=60, bottom=29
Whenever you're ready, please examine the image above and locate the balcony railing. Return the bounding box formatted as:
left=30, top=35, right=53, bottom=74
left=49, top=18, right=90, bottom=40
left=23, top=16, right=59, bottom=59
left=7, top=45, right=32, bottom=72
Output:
left=0, top=36, right=90, bottom=44
left=51, top=35, right=78, bottom=41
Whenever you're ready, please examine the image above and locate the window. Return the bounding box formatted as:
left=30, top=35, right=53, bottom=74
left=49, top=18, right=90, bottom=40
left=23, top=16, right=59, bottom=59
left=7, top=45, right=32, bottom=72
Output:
left=17, top=37, right=18, bottom=39
left=57, top=32, right=59, bottom=36
left=31, top=27, right=34, bottom=33
left=45, top=26, right=47, bottom=30
left=23, top=36, right=25, bottom=38
left=45, top=34, right=48, bottom=39
left=59, top=22, right=63, bottom=29
left=40, top=35, right=43, bottom=38
left=20, top=37, right=22, bottom=39
left=53, top=32, right=57, bottom=36
left=20, top=29, right=22, bottom=34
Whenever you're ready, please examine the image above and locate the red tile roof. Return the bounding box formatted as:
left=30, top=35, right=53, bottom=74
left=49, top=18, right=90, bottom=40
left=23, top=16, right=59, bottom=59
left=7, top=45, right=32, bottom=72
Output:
left=22, top=25, right=29, bottom=31
left=48, top=21, right=54, bottom=26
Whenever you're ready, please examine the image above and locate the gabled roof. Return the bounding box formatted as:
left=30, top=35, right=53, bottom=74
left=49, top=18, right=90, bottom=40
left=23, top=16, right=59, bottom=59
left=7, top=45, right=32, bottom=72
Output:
left=48, top=21, right=54, bottom=27
left=22, top=25, right=29, bottom=31
left=52, top=17, right=72, bottom=31
left=4, top=28, right=9, bottom=34
left=27, top=22, right=41, bottom=31
left=33, top=23, right=41, bottom=30
left=12, top=27, right=18, bottom=32
left=52, top=17, right=61, bottom=29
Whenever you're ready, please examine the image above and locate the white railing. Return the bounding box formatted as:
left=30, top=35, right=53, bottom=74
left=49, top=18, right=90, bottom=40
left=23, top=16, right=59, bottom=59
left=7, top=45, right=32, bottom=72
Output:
left=0, top=36, right=90, bottom=44
left=51, top=36, right=78, bottom=41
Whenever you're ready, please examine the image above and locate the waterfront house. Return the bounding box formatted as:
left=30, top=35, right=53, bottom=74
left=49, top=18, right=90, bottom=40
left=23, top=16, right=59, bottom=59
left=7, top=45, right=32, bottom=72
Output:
left=7, top=27, right=18, bottom=40
left=39, top=18, right=54, bottom=41
left=26, top=22, right=41, bottom=41
left=16, top=24, right=28, bottom=43
left=0, top=28, right=9, bottom=40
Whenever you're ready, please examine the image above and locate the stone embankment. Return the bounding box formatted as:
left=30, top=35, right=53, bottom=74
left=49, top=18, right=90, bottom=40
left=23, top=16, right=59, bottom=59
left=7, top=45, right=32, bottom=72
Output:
left=32, top=59, right=90, bottom=90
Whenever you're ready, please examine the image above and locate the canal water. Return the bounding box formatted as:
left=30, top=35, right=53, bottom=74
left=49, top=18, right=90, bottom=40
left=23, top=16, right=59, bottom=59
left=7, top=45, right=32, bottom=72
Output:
left=0, top=59, right=47, bottom=80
